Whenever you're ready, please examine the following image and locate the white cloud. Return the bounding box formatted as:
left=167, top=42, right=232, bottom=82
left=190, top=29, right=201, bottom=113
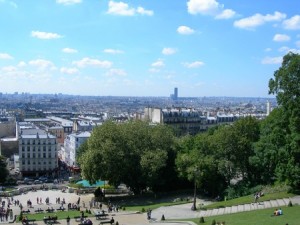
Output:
left=29, top=59, right=56, bottom=70
left=151, top=59, right=164, bottom=67
left=273, top=34, right=290, bottom=42
left=56, top=0, right=81, bottom=5
left=261, top=56, right=282, bottom=64
left=18, top=61, right=26, bottom=67
left=60, top=67, right=79, bottom=75
left=278, top=46, right=290, bottom=52
left=107, top=1, right=153, bottom=16
left=234, top=11, right=286, bottom=30
left=103, top=49, right=124, bottom=54
left=215, top=9, right=236, bottom=19
left=1, top=66, right=17, bottom=72
left=136, top=7, right=154, bottom=16
left=187, top=0, right=235, bottom=19
left=62, top=48, right=78, bottom=53
left=177, top=26, right=195, bottom=35
left=264, top=48, right=272, bottom=52
left=105, top=68, right=127, bottom=76
left=283, top=15, right=300, bottom=30
left=183, top=61, right=204, bottom=68
left=72, top=57, right=112, bottom=68
left=0, top=53, right=13, bottom=60
left=149, top=68, right=160, bottom=73
left=31, top=31, right=63, bottom=39
left=162, top=48, right=177, bottom=55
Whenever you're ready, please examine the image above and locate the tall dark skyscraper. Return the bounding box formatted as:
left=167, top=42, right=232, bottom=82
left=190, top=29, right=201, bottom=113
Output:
left=174, top=87, right=178, bottom=100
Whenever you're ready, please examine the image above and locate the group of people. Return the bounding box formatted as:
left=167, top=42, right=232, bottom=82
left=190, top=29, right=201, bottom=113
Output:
left=254, top=191, right=264, bottom=203
left=273, top=208, right=283, bottom=216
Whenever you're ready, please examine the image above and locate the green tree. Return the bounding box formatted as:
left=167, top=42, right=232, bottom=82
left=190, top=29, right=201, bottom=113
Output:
left=267, top=52, right=300, bottom=188
left=0, top=156, right=9, bottom=184
left=78, top=120, right=177, bottom=194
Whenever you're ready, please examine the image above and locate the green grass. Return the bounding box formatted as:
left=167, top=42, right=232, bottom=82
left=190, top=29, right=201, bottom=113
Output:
left=202, top=192, right=295, bottom=210
left=180, top=205, right=300, bottom=225
left=17, top=210, right=93, bottom=222
left=123, top=199, right=192, bottom=212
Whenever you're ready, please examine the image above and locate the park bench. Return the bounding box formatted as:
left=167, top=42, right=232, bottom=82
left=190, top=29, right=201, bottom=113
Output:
left=21, top=209, right=30, bottom=214
left=95, top=214, right=108, bottom=220
left=74, top=215, right=88, bottom=222
left=34, top=209, right=44, bottom=213
left=56, top=208, right=65, bottom=211
left=100, top=220, right=114, bottom=225
left=43, top=217, right=57, bottom=224
left=22, top=219, right=36, bottom=225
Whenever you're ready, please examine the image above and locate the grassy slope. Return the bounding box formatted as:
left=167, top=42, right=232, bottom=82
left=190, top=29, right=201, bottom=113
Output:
left=183, top=205, right=299, bottom=225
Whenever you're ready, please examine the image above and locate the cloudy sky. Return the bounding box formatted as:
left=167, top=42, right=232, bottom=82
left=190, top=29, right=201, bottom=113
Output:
left=0, top=0, right=299, bottom=97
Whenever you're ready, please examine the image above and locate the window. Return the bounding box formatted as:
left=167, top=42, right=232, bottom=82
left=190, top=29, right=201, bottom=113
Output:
left=43, top=153, right=46, bottom=158
left=33, top=153, right=35, bottom=158
left=48, top=153, right=51, bottom=158
left=27, top=153, right=30, bottom=158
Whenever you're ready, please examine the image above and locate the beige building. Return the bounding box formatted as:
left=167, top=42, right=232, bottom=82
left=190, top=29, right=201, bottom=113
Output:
left=18, top=122, right=58, bottom=177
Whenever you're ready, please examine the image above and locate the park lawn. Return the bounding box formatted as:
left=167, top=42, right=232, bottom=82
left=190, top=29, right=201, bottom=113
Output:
left=123, top=199, right=192, bottom=212
left=203, top=191, right=295, bottom=210
left=181, top=205, right=300, bottom=225
left=17, top=210, right=93, bottom=222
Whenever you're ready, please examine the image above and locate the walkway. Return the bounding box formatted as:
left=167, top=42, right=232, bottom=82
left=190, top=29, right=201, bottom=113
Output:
left=151, top=196, right=300, bottom=221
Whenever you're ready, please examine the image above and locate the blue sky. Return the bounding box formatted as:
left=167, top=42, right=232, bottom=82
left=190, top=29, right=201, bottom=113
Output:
left=0, top=0, right=300, bottom=97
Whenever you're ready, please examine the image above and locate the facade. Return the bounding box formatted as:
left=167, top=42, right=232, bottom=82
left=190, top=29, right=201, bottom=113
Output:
left=61, top=131, right=91, bottom=167
left=144, top=107, right=207, bottom=136
left=18, top=122, right=58, bottom=177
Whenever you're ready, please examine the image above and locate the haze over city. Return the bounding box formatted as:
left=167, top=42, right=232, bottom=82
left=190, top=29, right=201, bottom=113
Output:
left=0, top=0, right=300, bottom=97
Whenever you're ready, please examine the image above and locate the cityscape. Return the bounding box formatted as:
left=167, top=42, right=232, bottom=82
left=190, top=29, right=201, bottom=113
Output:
left=1, top=0, right=300, bottom=224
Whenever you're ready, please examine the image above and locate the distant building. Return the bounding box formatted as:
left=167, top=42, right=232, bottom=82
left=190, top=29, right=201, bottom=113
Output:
left=60, top=131, right=91, bottom=168
left=18, top=122, right=58, bottom=177
left=144, top=107, right=207, bottom=136
left=170, top=87, right=178, bottom=101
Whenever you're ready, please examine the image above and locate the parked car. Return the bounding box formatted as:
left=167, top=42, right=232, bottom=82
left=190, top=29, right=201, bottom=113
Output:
left=34, top=180, right=42, bottom=184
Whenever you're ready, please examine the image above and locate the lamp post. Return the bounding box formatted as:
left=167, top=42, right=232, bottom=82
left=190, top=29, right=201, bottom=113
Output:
left=191, top=168, right=198, bottom=211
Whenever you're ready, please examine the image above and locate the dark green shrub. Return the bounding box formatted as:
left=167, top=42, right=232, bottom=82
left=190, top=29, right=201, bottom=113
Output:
left=211, top=219, right=216, bottom=225
left=288, top=200, right=293, bottom=207
left=141, top=208, right=145, bottom=212
left=199, top=216, right=205, bottom=223
left=161, top=214, right=165, bottom=220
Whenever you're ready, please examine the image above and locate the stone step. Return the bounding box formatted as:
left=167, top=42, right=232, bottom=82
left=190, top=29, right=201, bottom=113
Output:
left=264, top=201, right=272, bottom=208
left=210, top=208, right=219, bottom=216
left=224, top=206, right=231, bottom=214
left=244, top=204, right=251, bottom=211
left=237, top=204, right=244, bottom=212
left=231, top=205, right=238, bottom=213
left=217, top=207, right=225, bottom=215
left=276, top=199, right=286, bottom=206
left=270, top=200, right=279, bottom=207
left=282, top=198, right=290, bottom=205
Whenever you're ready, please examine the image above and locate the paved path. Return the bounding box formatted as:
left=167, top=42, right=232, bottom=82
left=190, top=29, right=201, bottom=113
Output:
left=151, top=196, right=300, bottom=221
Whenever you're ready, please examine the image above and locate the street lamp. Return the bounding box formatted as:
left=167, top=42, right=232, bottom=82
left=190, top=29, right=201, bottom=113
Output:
left=191, top=168, right=198, bottom=211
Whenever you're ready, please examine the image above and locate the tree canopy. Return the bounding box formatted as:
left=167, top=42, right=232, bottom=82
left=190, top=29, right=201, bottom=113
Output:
left=0, top=156, right=9, bottom=184
left=77, top=120, right=179, bottom=194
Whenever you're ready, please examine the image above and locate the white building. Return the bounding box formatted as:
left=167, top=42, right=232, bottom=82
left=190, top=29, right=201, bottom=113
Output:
left=18, top=122, right=58, bottom=177
left=61, top=131, right=91, bottom=167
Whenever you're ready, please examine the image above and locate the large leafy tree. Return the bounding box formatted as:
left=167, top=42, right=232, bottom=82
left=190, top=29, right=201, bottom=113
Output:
left=0, top=156, right=9, bottom=183
left=78, top=120, right=177, bottom=194
left=267, top=52, right=300, bottom=188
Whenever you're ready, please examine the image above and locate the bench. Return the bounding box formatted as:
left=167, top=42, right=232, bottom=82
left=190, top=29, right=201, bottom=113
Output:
left=22, top=219, right=36, bottom=225
left=100, top=220, right=114, bottom=225
left=43, top=218, right=57, bottom=224
left=56, top=208, right=65, bottom=211
left=21, top=210, right=30, bottom=214
left=95, top=214, right=108, bottom=220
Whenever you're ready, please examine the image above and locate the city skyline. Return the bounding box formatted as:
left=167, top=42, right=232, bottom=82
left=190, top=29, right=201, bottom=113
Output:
left=0, top=0, right=299, bottom=97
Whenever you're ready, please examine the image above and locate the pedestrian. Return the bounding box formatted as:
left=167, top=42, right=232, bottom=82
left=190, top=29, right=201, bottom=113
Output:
left=66, top=215, right=70, bottom=225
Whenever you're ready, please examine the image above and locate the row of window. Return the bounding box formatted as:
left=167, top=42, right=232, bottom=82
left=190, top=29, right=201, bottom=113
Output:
left=21, top=153, right=57, bottom=158
left=21, top=139, right=56, bottom=145
left=21, top=146, right=56, bottom=152
left=21, top=160, right=56, bottom=165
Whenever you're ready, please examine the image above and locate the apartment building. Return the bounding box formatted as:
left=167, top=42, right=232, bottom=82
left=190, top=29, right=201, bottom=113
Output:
left=60, top=131, right=91, bottom=168
left=18, top=122, right=58, bottom=177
